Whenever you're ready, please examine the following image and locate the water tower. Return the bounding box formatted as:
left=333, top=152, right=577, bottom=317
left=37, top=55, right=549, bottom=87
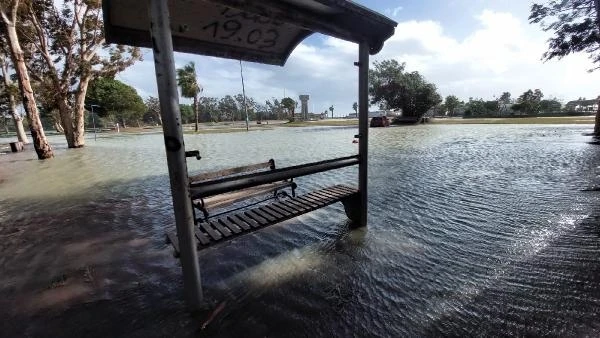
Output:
left=299, top=95, right=310, bottom=120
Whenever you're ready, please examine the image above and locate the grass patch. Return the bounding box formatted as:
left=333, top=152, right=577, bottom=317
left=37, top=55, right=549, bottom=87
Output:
left=431, top=116, right=595, bottom=125
left=281, top=120, right=358, bottom=127
left=183, top=126, right=274, bottom=134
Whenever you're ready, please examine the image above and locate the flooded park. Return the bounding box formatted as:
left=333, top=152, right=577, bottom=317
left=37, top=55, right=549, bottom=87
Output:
left=2, top=124, right=600, bottom=336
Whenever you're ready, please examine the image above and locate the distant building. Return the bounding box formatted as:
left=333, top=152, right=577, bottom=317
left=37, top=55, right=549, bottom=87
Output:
left=565, top=98, right=599, bottom=113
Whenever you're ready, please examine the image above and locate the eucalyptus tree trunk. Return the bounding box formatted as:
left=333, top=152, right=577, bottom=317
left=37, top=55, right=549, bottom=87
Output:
left=1, top=58, right=29, bottom=144
left=9, top=98, right=28, bottom=144
left=1, top=7, right=53, bottom=159
left=72, top=75, right=92, bottom=147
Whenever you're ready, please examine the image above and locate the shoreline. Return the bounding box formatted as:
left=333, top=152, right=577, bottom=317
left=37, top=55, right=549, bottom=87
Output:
left=0, top=116, right=595, bottom=147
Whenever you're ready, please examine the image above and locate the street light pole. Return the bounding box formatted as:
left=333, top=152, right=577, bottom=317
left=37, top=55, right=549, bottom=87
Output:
left=90, top=104, right=98, bottom=141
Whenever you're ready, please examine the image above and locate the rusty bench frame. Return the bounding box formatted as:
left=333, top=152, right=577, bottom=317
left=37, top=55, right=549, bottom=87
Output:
left=188, top=159, right=296, bottom=222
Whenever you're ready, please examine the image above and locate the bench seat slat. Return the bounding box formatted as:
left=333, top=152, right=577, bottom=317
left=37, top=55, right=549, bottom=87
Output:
left=200, top=223, right=222, bottom=241
left=167, top=185, right=358, bottom=254
left=194, top=228, right=211, bottom=246
left=296, top=195, right=322, bottom=208
left=259, top=205, right=285, bottom=219
left=209, top=220, right=232, bottom=237
left=286, top=197, right=313, bottom=210
left=274, top=201, right=301, bottom=214
left=268, top=203, right=296, bottom=216
left=228, top=215, right=250, bottom=230
left=234, top=213, right=260, bottom=229
left=263, top=204, right=291, bottom=218
left=245, top=210, right=269, bottom=225
left=310, top=189, right=341, bottom=201
left=220, top=218, right=242, bottom=234
left=252, top=208, right=276, bottom=222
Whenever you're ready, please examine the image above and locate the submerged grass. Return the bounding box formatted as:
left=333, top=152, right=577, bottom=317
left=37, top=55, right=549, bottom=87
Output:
left=281, top=120, right=359, bottom=127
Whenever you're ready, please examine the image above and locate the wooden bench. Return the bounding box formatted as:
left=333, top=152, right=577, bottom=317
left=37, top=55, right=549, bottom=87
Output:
left=189, top=159, right=296, bottom=222
left=167, top=184, right=358, bottom=256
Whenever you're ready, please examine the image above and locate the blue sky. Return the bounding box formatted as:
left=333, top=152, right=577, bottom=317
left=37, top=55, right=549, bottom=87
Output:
left=117, top=0, right=600, bottom=116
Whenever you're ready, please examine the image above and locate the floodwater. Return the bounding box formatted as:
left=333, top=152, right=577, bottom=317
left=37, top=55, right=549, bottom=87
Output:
left=2, top=124, right=600, bottom=337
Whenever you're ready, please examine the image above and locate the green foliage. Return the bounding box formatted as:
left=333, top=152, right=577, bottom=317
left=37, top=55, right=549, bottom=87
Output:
left=144, top=96, right=161, bottom=125
left=540, top=98, right=562, bottom=112
left=179, top=104, right=194, bottom=123
left=499, top=92, right=512, bottom=104
left=444, top=95, right=461, bottom=117
left=529, top=0, right=600, bottom=69
left=199, top=97, right=219, bottom=122
left=281, top=97, right=296, bottom=116
left=352, top=102, right=358, bottom=113
left=86, top=78, right=146, bottom=125
left=463, top=98, right=501, bottom=117
left=176, top=62, right=202, bottom=99
left=512, top=89, right=544, bottom=115
left=265, top=98, right=284, bottom=119
left=218, top=95, right=238, bottom=121
left=369, top=59, right=441, bottom=118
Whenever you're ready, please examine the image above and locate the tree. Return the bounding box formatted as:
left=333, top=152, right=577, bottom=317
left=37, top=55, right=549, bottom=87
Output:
left=530, top=0, right=600, bottom=68
left=281, top=97, right=296, bottom=120
left=512, top=89, right=544, bottom=116
left=352, top=101, right=358, bottom=114
left=499, top=92, right=512, bottom=104
left=179, top=104, right=194, bottom=124
left=0, top=0, right=53, bottom=159
left=464, top=98, right=487, bottom=117
left=540, top=98, right=562, bottom=112
left=144, top=96, right=161, bottom=125
left=198, top=97, right=218, bottom=122
left=369, top=60, right=441, bottom=120
left=85, top=78, right=146, bottom=127
left=265, top=98, right=283, bottom=120
left=530, top=0, right=600, bottom=133
left=498, top=92, right=512, bottom=116
left=444, top=95, right=461, bottom=117
left=27, top=0, right=141, bottom=148
left=0, top=50, right=28, bottom=143
left=218, top=95, right=238, bottom=122
left=329, top=105, right=334, bottom=119
left=176, top=62, right=202, bottom=131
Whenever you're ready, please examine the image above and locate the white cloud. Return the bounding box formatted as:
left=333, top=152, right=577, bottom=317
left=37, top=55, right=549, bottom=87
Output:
left=117, top=9, right=600, bottom=116
left=385, top=6, right=404, bottom=17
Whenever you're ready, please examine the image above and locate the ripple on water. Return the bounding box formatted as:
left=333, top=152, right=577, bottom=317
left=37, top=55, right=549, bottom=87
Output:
left=3, top=125, right=600, bottom=336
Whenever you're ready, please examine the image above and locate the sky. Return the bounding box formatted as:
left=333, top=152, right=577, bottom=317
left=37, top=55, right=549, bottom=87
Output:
left=115, top=0, right=600, bottom=116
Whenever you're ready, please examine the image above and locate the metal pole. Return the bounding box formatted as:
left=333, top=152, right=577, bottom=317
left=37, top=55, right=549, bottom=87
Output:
left=91, top=105, right=97, bottom=141
left=240, top=60, right=249, bottom=131
left=148, top=0, right=203, bottom=309
left=357, top=42, right=369, bottom=227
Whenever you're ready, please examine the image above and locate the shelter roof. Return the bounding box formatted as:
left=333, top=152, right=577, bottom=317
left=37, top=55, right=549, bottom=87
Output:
left=103, top=0, right=397, bottom=65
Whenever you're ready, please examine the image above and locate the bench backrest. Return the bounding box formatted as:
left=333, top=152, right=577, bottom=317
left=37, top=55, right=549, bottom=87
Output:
left=189, top=159, right=275, bottom=184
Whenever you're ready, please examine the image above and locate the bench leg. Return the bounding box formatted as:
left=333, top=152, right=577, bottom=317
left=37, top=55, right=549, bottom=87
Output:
left=342, top=192, right=363, bottom=228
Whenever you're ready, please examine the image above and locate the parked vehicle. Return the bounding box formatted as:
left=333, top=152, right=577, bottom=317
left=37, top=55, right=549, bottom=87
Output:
left=370, top=116, right=390, bottom=127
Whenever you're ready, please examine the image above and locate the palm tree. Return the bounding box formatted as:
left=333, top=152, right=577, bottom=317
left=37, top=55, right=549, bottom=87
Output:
left=329, top=105, right=334, bottom=119
left=176, top=62, right=202, bottom=132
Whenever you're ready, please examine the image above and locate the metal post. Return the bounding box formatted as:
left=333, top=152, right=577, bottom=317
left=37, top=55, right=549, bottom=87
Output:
left=240, top=60, right=249, bottom=131
left=148, top=0, right=203, bottom=309
left=357, top=42, right=369, bottom=227
left=90, top=105, right=98, bottom=141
